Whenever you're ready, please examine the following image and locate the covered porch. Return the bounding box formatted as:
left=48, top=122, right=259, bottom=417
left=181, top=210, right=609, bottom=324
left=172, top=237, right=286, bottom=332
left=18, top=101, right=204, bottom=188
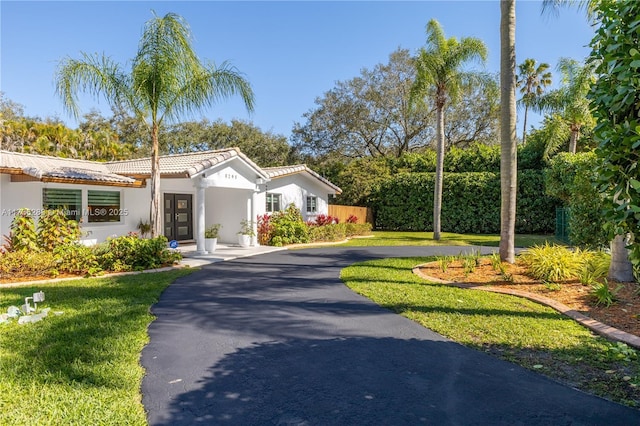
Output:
left=189, top=153, right=270, bottom=254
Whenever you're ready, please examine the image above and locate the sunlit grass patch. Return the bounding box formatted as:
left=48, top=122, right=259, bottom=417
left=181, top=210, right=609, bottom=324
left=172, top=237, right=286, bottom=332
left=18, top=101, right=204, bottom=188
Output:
left=341, top=257, right=640, bottom=407
left=336, top=231, right=559, bottom=248
left=0, top=269, right=193, bottom=425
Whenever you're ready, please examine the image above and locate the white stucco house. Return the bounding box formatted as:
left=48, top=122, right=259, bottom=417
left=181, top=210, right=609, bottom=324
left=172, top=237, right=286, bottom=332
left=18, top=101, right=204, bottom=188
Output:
left=0, top=148, right=341, bottom=253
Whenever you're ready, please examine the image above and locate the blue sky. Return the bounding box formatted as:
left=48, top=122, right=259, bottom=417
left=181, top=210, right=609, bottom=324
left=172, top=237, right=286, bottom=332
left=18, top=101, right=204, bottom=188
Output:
left=1, top=1, right=594, bottom=140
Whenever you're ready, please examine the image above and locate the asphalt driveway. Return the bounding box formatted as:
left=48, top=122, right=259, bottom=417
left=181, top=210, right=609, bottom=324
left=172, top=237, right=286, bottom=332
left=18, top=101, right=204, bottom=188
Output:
left=141, top=247, right=640, bottom=425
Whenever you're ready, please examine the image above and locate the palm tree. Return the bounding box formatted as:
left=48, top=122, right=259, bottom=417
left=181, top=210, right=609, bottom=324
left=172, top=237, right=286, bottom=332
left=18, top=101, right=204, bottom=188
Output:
left=500, top=0, right=517, bottom=263
left=411, top=19, right=487, bottom=241
left=56, top=12, right=254, bottom=236
left=516, top=58, right=552, bottom=144
left=533, top=58, right=595, bottom=156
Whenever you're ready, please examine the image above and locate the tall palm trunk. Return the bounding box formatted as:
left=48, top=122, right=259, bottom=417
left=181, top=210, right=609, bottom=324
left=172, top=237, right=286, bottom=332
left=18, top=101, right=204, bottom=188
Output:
left=499, top=0, right=517, bottom=263
left=522, top=103, right=528, bottom=144
left=433, top=98, right=445, bottom=241
left=150, top=123, right=162, bottom=237
left=609, top=234, right=635, bottom=282
left=568, top=125, right=580, bottom=153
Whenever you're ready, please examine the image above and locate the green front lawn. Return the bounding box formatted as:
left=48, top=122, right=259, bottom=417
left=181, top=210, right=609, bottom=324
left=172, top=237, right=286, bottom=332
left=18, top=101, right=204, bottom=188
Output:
left=339, top=231, right=560, bottom=248
left=341, top=257, right=640, bottom=408
left=0, top=269, right=193, bottom=425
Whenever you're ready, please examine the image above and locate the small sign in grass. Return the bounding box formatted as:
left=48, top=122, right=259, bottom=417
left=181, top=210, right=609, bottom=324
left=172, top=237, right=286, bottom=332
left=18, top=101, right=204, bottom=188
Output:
left=0, top=269, right=193, bottom=425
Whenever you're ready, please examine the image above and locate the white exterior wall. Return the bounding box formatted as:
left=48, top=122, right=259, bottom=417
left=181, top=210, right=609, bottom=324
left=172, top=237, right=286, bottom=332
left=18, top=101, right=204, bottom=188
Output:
left=0, top=175, right=150, bottom=243
left=205, top=187, right=252, bottom=243
left=260, top=173, right=332, bottom=222
left=0, top=164, right=337, bottom=246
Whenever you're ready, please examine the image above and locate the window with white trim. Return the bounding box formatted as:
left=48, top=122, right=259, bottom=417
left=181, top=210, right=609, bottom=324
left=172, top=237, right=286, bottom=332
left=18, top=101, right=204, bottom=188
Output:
left=43, top=188, right=81, bottom=221
left=266, top=193, right=281, bottom=213
left=306, top=196, right=317, bottom=213
left=88, top=190, right=122, bottom=223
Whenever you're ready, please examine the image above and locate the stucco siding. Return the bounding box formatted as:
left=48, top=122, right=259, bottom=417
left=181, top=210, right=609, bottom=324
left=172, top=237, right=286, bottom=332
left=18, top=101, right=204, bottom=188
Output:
left=262, top=173, right=331, bottom=221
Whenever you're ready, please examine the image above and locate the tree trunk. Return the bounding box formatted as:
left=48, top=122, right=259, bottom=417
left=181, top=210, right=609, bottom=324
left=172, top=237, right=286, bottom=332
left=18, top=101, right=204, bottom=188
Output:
left=568, top=127, right=579, bottom=154
left=150, top=123, right=162, bottom=237
left=499, top=0, right=517, bottom=263
left=522, top=103, right=528, bottom=145
left=433, top=102, right=445, bottom=241
left=609, top=234, right=635, bottom=282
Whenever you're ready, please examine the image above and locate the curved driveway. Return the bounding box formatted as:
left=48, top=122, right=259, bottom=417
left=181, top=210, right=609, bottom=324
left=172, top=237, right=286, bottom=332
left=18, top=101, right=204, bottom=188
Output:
left=142, top=247, right=639, bottom=425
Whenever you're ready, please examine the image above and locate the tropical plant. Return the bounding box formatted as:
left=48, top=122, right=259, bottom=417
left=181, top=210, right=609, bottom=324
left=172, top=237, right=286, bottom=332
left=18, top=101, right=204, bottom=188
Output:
left=588, top=0, right=640, bottom=282
left=411, top=19, right=487, bottom=241
left=532, top=58, right=596, bottom=157
left=55, top=12, right=254, bottom=237
left=500, top=0, right=517, bottom=263
left=9, top=209, right=38, bottom=251
left=238, top=219, right=256, bottom=237
left=37, top=209, right=82, bottom=251
left=204, top=224, right=221, bottom=239
left=590, top=279, right=620, bottom=307
left=519, top=243, right=583, bottom=282
left=516, top=58, right=552, bottom=144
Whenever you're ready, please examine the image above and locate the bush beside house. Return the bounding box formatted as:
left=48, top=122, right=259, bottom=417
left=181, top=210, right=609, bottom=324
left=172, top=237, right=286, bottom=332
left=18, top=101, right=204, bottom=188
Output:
left=258, top=204, right=372, bottom=246
left=0, top=209, right=181, bottom=281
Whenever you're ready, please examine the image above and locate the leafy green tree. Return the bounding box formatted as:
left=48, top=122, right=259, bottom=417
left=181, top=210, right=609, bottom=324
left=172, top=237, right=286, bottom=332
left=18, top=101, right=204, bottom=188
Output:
left=163, top=119, right=292, bottom=167
left=516, top=58, right=552, bottom=144
left=411, top=19, right=487, bottom=241
left=589, top=0, right=640, bottom=281
left=500, top=0, right=517, bottom=263
left=533, top=58, right=595, bottom=156
left=55, top=12, right=254, bottom=236
left=292, top=49, right=433, bottom=162
left=444, top=73, right=500, bottom=148
left=545, top=152, right=607, bottom=248
left=0, top=92, right=25, bottom=121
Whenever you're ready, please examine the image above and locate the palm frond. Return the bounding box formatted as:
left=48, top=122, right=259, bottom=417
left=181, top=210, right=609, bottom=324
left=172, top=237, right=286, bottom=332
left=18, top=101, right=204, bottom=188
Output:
left=55, top=53, right=129, bottom=119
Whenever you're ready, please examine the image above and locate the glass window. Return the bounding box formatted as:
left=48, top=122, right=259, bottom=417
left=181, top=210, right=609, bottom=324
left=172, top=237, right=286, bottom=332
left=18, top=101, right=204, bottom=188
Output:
left=88, top=190, right=121, bottom=223
left=306, top=196, right=317, bottom=213
left=42, top=188, right=81, bottom=221
left=266, top=193, right=281, bottom=213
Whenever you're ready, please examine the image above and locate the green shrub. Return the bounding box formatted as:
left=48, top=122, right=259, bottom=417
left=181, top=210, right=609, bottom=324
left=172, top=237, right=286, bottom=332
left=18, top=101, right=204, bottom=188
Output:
left=519, top=243, right=583, bottom=282
left=96, top=235, right=181, bottom=272
left=545, top=152, right=608, bottom=248
left=53, top=243, right=101, bottom=276
left=0, top=250, right=57, bottom=279
left=372, top=171, right=559, bottom=233
left=577, top=250, right=610, bottom=286
left=9, top=209, right=38, bottom=251
left=344, top=222, right=372, bottom=237
left=308, top=223, right=346, bottom=242
left=267, top=205, right=309, bottom=246
left=37, top=209, right=81, bottom=251
left=590, top=279, right=621, bottom=307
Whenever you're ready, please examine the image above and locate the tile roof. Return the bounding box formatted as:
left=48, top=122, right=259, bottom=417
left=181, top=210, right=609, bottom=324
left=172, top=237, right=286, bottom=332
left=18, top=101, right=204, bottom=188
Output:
left=0, top=151, right=139, bottom=186
left=106, top=147, right=269, bottom=179
left=0, top=149, right=339, bottom=192
left=263, top=165, right=342, bottom=194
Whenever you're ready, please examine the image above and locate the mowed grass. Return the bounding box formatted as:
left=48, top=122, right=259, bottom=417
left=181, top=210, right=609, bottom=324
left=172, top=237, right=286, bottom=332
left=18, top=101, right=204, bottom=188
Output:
left=341, top=257, right=640, bottom=407
left=0, top=269, right=193, bottom=425
left=340, top=231, right=560, bottom=248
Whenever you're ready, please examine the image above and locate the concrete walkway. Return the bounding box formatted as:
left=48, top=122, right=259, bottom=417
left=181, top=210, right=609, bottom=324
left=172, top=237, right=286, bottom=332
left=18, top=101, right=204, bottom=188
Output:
left=176, top=242, right=287, bottom=267
left=141, top=247, right=639, bottom=425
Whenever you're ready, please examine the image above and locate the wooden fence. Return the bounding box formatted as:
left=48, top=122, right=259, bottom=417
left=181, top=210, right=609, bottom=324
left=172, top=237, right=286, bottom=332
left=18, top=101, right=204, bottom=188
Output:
left=328, top=205, right=374, bottom=225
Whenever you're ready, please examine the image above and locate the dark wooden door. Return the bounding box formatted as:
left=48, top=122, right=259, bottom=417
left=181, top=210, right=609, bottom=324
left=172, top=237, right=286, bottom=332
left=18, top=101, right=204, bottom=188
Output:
left=164, top=193, right=193, bottom=241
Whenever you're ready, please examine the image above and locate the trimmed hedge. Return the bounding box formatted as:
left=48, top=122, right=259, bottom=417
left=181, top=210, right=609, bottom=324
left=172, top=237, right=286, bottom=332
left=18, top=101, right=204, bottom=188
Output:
left=545, top=152, right=608, bottom=248
left=372, top=170, right=559, bottom=234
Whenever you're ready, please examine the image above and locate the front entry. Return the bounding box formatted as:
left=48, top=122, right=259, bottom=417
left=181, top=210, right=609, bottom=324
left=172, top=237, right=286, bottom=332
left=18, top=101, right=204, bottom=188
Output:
left=164, top=193, right=193, bottom=241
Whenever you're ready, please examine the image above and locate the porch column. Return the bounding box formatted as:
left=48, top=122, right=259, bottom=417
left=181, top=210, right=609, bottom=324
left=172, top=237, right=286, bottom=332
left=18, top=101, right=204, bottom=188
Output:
left=251, top=189, right=259, bottom=246
left=196, top=182, right=207, bottom=254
